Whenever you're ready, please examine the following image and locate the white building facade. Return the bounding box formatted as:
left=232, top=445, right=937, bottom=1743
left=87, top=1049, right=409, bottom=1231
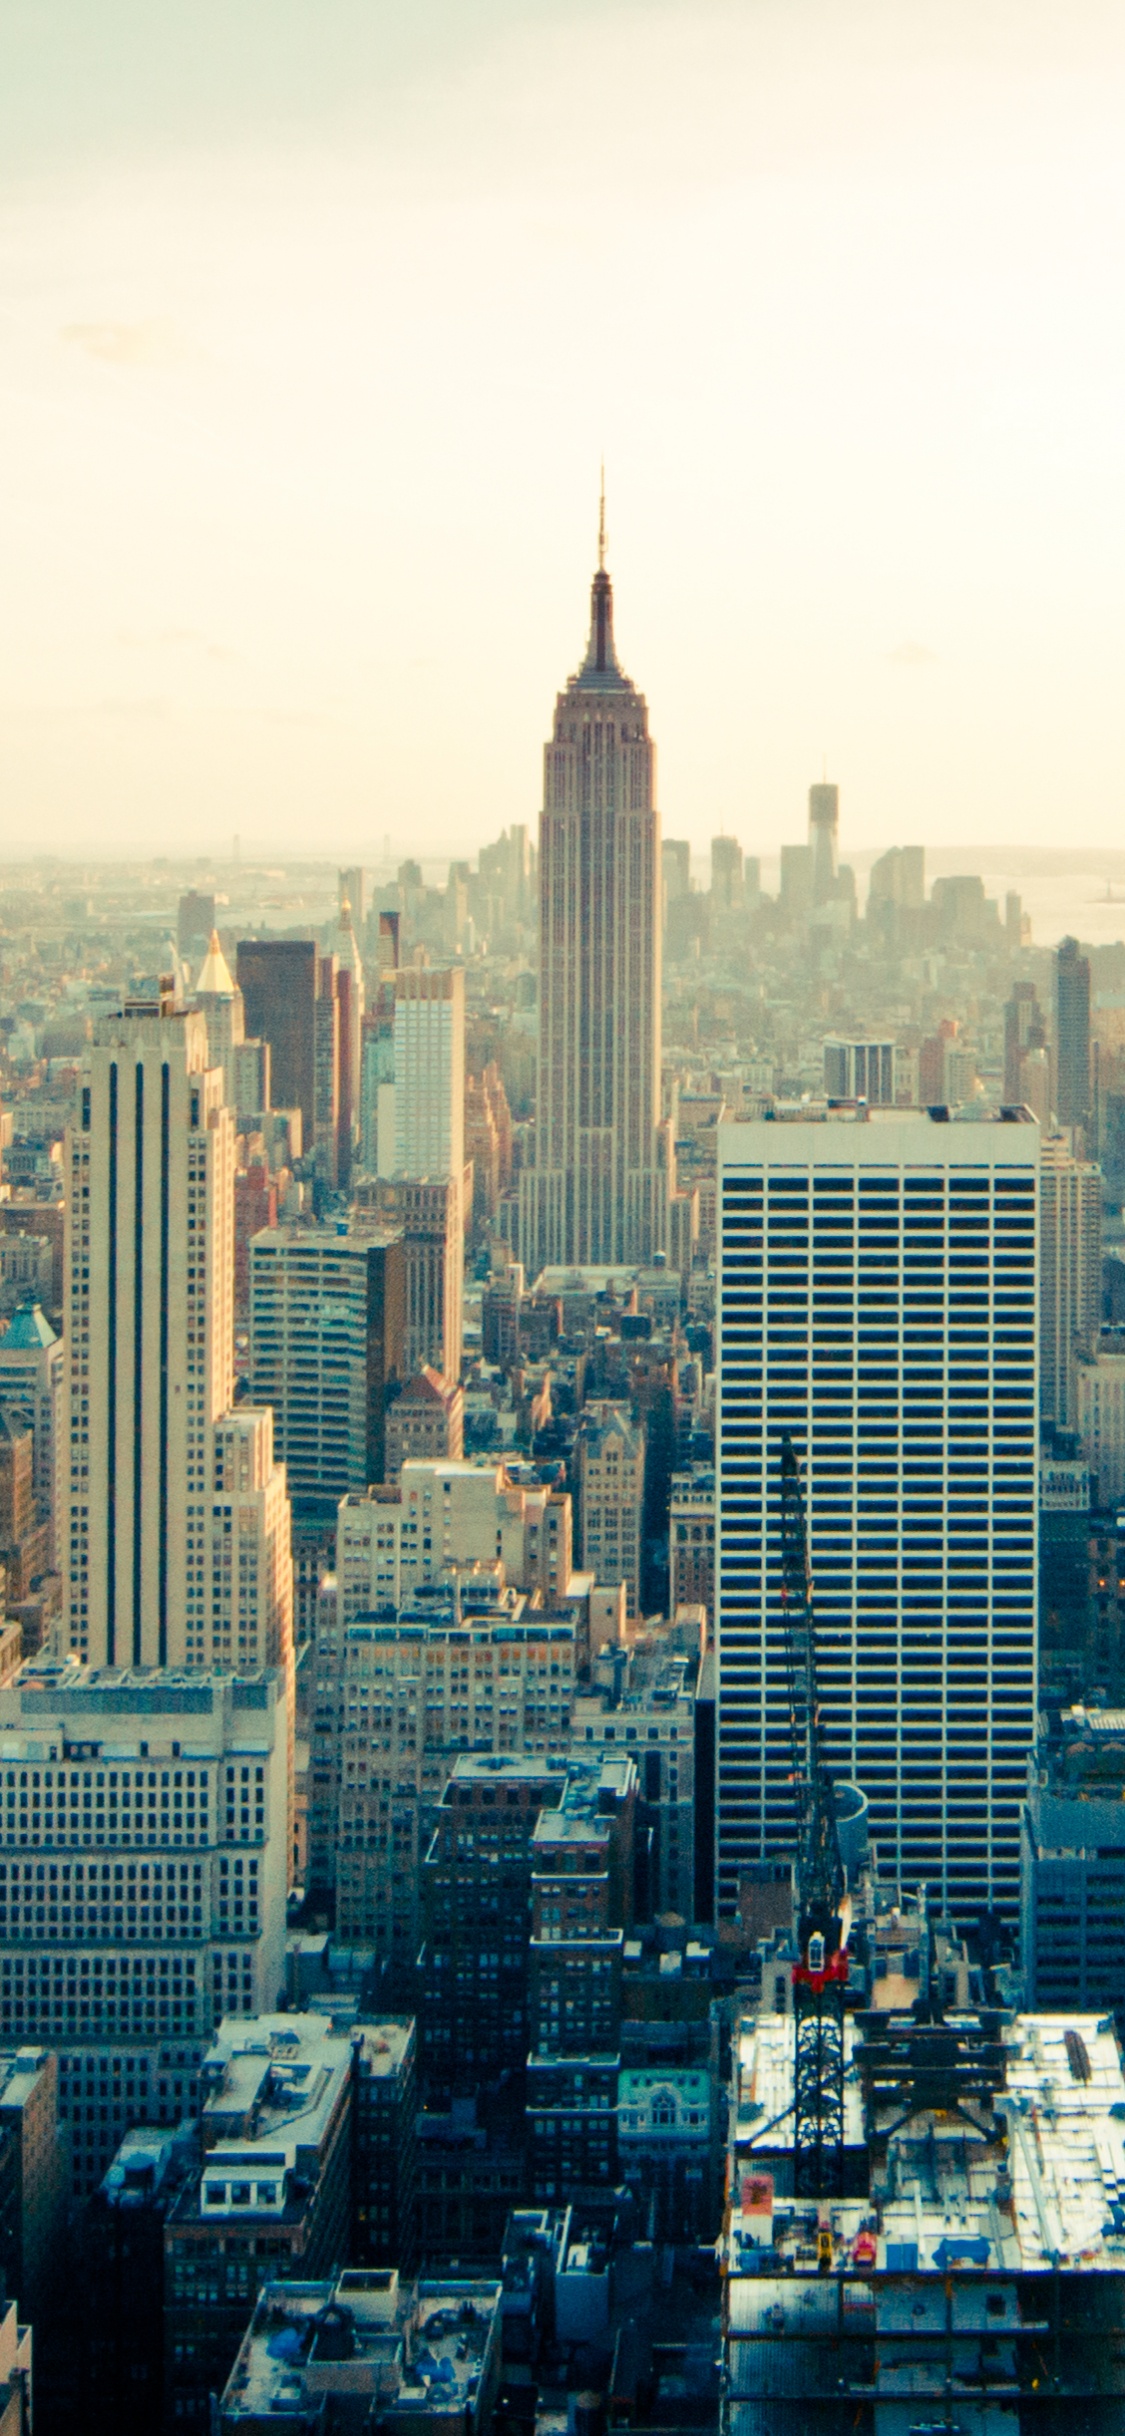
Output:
left=64, top=993, right=293, bottom=1680
left=0, top=1661, right=290, bottom=2195
left=716, top=1109, right=1038, bottom=1925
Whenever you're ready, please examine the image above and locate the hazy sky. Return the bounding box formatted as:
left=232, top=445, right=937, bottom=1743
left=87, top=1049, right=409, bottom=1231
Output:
left=2, top=0, right=1124, bottom=864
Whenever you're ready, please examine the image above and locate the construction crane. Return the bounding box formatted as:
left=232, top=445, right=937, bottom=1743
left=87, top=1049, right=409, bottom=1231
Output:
left=778, top=1432, right=849, bottom=2199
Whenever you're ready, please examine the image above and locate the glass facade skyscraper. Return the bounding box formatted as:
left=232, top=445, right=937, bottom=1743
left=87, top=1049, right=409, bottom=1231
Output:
left=716, top=1110, right=1038, bottom=1926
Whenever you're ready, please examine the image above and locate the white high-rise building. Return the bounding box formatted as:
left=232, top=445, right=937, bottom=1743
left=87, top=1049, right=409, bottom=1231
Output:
left=392, top=966, right=464, bottom=1182
left=1039, top=1129, right=1101, bottom=1430
left=0, top=1658, right=290, bottom=2197
left=520, top=505, right=668, bottom=1269
left=64, top=989, right=292, bottom=1676
left=716, top=1108, right=1038, bottom=1925
left=193, top=930, right=245, bottom=1113
left=64, top=992, right=234, bottom=1668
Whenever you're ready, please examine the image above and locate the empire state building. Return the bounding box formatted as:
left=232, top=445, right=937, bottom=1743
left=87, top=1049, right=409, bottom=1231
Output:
left=520, top=511, right=668, bottom=1269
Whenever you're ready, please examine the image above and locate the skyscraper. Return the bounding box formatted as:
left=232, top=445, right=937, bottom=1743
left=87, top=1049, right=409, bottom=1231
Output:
left=808, top=782, right=839, bottom=904
left=520, top=501, right=666, bottom=1269
left=64, top=991, right=234, bottom=1667
left=716, top=1109, right=1038, bottom=1926
left=193, top=930, right=245, bottom=1113
left=1055, top=935, right=1091, bottom=1132
left=249, top=1227, right=406, bottom=1492
left=1003, top=980, right=1045, bottom=1106
left=64, top=987, right=292, bottom=1672
left=710, top=835, right=744, bottom=913
left=236, top=939, right=318, bottom=1140
left=392, top=967, right=465, bottom=1182
left=1039, top=1130, right=1102, bottom=1430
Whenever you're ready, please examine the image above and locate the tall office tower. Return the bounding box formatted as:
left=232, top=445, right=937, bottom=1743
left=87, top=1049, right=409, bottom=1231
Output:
left=1003, top=981, right=1046, bottom=1105
left=823, top=1039, right=896, bottom=1106
left=64, top=992, right=293, bottom=1678
left=520, top=513, right=666, bottom=1269
left=236, top=940, right=318, bottom=1144
left=0, top=1303, right=62, bottom=1563
left=178, top=891, right=216, bottom=964
left=313, top=953, right=340, bottom=1190
left=358, top=984, right=395, bottom=1177
left=1040, top=1132, right=1102, bottom=1431
left=779, top=843, right=814, bottom=920
left=356, top=1176, right=462, bottom=1382
left=662, top=838, right=691, bottom=908
left=375, top=909, right=400, bottom=975
left=338, top=866, right=366, bottom=931
left=333, top=901, right=365, bottom=1193
left=232, top=1037, right=271, bottom=1130
left=716, top=1109, right=1038, bottom=1925
left=0, top=1659, right=290, bottom=2197
left=1055, top=935, right=1092, bottom=1132
left=711, top=835, right=744, bottom=913
left=63, top=993, right=235, bottom=1668
left=867, top=844, right=925, bottom=913
left=249, top=1228, right=406, bottom=1493
left=808, top=782, right=839, bottom=903
left=392, top=967, right=464, bottom=1182
left=193, top=931, right=245, bottom=1112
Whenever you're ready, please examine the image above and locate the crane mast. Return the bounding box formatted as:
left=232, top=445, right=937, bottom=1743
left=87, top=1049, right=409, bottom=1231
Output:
left=779, top=1433, right=848, bottom=2197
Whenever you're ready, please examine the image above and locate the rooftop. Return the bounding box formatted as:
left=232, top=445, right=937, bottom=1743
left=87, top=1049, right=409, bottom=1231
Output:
left=727, top=2007, right=1125, bottom=2280
left=0, top=1301, right=57, bottom=1351
left=174, top=2014, right=352, bottom=2225
left=531, top=1751, right=636, bottom=1849
left=221, top=2273, right=502, bottom=2430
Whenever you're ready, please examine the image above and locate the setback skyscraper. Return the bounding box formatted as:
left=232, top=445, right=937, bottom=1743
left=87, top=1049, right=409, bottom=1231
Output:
left=64, top=984, right=292, bottom=1672
left=716, top=1109, right=1038, bottom=1926
left=520, top=504, right=667, bottom=1268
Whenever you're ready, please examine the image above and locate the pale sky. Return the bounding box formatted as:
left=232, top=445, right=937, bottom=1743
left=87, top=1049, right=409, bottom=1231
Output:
left=2, top=0, right=1124, bottom=864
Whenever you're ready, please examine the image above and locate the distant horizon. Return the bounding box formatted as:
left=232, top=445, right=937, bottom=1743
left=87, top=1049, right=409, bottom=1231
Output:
left=4, top=1, right=1125, bottom=859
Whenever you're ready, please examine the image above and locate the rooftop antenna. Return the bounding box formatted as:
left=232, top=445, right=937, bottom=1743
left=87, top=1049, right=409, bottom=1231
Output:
left=598, top=461, right=607, bottom=571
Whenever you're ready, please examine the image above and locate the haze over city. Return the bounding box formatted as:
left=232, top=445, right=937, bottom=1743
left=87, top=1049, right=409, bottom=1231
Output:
left=3, top=0, right=1125, bottom=861
left=7, top=7, right=1125, bottom=2434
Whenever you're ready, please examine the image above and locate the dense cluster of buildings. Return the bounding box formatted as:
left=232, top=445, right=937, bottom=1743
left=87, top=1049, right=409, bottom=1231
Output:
left=0, top=526, right=1123, bottom=2429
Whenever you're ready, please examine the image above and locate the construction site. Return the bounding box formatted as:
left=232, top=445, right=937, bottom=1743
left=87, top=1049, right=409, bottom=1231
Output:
left=719, top=1440, right=1125, bottom=2434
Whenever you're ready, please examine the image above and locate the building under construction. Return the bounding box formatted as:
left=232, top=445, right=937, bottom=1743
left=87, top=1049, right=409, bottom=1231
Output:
left=722, top=1993, right=1125, bottom=2432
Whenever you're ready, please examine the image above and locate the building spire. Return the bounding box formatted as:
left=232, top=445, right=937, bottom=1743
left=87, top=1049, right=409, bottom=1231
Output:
left=576, top=466, right=625, bottom=686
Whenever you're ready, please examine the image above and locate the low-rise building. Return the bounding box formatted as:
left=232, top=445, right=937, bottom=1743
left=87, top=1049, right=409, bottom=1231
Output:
left=617, top=2065, right=713, bottom=2241
left=164, top=2011, right=354, bottom=2425
left=384, top=1372, right=464, bottom=1483
left=79, top=2124, right=195, bottom=2436
left=219, top=2270, right=503, bottom=2436
left=312, top=1593, right=576, bottom=1980
left=336, top=1459, right=573, bottom=1620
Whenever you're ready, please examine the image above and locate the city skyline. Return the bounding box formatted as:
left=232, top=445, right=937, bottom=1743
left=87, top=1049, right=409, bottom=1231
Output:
left=3, top=0, right=1125, bottom=859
